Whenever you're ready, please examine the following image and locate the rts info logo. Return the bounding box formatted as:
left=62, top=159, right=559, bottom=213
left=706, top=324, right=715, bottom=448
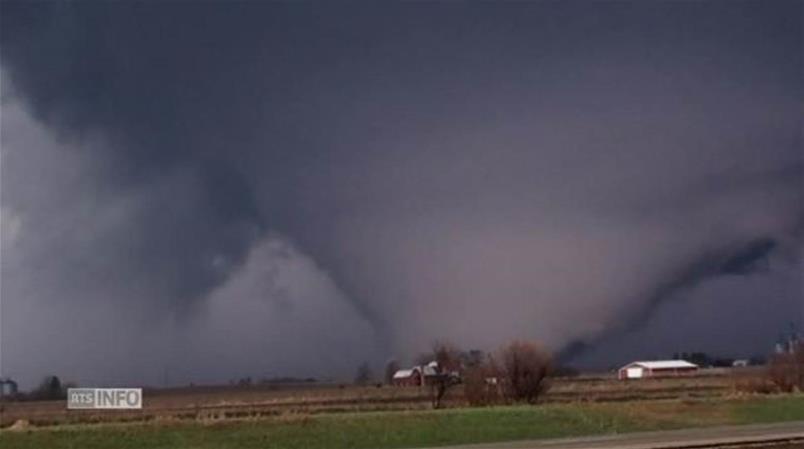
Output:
left=67, top=388, right=142, bottom=409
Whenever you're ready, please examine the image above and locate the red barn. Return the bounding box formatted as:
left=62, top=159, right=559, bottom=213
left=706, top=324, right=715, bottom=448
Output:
left=391, top=362, right=441, bottom=387
left=392, top=368, right=422, bottom=386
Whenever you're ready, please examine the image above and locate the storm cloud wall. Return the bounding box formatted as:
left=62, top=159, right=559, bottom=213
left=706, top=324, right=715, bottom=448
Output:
left=0, top=1, right=801, bottom=387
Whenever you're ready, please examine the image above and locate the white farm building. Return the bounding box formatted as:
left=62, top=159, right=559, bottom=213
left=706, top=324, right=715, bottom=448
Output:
left=618, top=360, right=699, bottom=380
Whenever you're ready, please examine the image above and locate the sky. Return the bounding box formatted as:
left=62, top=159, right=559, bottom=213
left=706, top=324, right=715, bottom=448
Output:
left=0, top=1, right=801, bottom=389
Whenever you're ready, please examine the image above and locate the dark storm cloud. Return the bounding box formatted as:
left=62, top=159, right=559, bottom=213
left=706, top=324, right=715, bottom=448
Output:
left=558, top=236, right=784, bottom=362
left=0, top=1, right=801, bottom=386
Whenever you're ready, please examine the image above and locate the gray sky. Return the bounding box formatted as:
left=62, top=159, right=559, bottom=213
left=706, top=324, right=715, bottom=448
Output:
left=0, top=1, right=801, bottom=388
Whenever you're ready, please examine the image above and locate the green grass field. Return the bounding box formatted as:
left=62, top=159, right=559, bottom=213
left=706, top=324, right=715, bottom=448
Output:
left=2, top=395, right=803, bottom=449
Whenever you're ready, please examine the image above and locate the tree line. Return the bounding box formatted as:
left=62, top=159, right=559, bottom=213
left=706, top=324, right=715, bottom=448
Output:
left=361, top=339, right=554, bottom=408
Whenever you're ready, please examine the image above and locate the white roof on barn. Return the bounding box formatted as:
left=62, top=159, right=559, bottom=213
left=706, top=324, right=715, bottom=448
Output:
left=622, top=360, right=698, bottom=370
left=422, top=365, right=438, bottom=376
left=392, top=369, right=415, bottom=379
left=393, top=363, right=439, bottom=379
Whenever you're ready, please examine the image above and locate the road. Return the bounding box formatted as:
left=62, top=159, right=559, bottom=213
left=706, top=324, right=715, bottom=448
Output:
left=435, top=421, right=804, bottom=449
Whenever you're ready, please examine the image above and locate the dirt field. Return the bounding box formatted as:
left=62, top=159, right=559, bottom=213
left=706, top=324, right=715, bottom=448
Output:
left=0, top=370, right=755, bottom=428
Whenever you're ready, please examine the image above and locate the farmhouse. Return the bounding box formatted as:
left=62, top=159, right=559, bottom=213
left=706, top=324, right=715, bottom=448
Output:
left=618, top=360, right=698, bottom=380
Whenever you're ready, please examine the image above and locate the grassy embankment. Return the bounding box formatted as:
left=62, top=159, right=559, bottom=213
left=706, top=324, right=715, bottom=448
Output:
left=2, top=395, right=803, bottom=449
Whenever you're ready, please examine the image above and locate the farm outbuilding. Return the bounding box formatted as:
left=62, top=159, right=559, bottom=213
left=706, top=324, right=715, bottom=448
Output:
left=0, top=378, right=18, bottom=398
left=391, top=368, right=422, bottom=387
left=391, top=361, right=442, bottom=387
left=618, top=360, right=698, bottom=380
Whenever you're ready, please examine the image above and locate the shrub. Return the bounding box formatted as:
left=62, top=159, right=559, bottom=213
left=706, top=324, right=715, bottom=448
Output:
left=767, top=343, right=803, bottom=393
left=732, top=371, right=777, bottom=394
left=463, top=358, right=502, bottom=406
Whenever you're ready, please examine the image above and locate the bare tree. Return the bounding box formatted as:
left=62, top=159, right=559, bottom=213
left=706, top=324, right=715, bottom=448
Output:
left=32, top=375, right=65, bottom=401
left=427, top=342, right=462, bottom=408
left=461, top=349, right=485, bottom=369
left=498, top=340, right=553, bottom=404
left=384, top=359, right=400, bottom=385
left=432, top=342, right=462, bottom=372
left=354, top=362, right=373, bottom=386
